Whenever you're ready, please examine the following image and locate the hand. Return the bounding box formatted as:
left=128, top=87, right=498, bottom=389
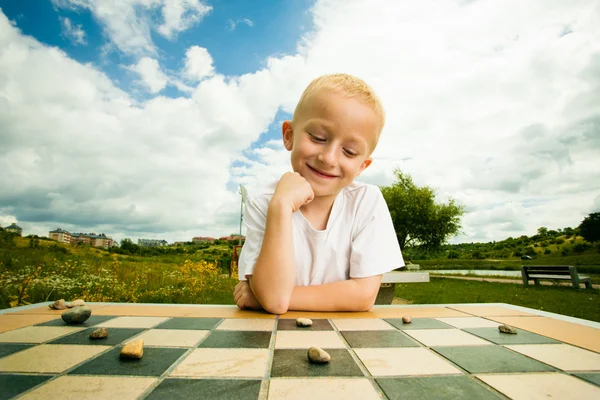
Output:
left=234, top=281, right=263, bottom=310
left=272, top=172, right=314, bottom=212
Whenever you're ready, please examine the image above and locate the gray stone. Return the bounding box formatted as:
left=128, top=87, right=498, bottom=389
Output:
left=307, top=347, right=330, bottom=363
left=296, top=318, right=313, bottom=327
left=49, top=299, right=66, bottom=310
left=121, top=339, right=144, bottom=359
left=498, top=324, right=518, bottom=334
left=90, top=328, right=108, bottom=340
left=402, top=315, right=412, bottom=324
left=61, top=305, right=92, bottom=324
left=67, top=299, right=85, bottom=308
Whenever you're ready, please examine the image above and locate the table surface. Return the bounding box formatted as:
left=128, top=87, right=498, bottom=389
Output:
left=0, top=303, right=599, bottom=400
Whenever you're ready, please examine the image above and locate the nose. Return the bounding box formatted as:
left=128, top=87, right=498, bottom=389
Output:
left=317, top=144, right=339, bottom=167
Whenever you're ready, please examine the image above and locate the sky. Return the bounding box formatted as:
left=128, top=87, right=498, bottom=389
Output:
left=0, top=0, right=599, bottom=246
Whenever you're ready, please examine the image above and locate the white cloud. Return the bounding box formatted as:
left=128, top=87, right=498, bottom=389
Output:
left=127, top=57, right=168, bottom=93
left=227, top=18, right=254, bottom=31
left=52, top=0, right=212, bottom=56
left=183, top=46, right=215, bottom=81
left=2, top=0, right=600, bottom=245
left=59, top=16, right=87, bottom=45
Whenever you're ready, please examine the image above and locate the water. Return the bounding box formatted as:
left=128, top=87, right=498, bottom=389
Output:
left=428, top=269, right=521, bottom=277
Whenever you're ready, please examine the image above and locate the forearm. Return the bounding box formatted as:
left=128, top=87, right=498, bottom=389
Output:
left=250, top=200, right=295, bottom=313
left=288, top=279, right=376, bottom=312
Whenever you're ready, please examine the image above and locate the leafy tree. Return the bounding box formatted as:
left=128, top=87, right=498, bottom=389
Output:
left=381, top=169, right=464, bottom=250
left=578, top=212, right=600, bottom=242
left=537, top=227, right=548, bottom=237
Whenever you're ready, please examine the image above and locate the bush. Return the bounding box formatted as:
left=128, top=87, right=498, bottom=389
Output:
left=541, top=242, right=549, bottom=247
left=447, top=251, right=459, bottom=259
left=573, top=243, right=591, bottom=253
left=544, top=248, right=551, bottom=255
left=561, top=248, right=569, bottom=256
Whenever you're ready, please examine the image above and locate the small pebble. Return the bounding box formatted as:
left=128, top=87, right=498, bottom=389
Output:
left=121, top=339, right=144, bottom=359
left=307, top=346, right=330, bottom=364
left=61, top=305, right=92, bottom=324
left=296, top=318, right=313, bottom=327
left=402, top=315, right=412, bottom=324
left=67, top=299, right=85, bottom=308
left=498, top=324, right=517, bottom=334
left=89, top=328, right=108, bottom=340
left=49, top=299, right=66, bottom=310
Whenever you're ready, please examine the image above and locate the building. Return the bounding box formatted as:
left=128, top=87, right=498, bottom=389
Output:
left=192, top=236, right=216, bottom=243
left=48, top=229, right=114, bottom=248
left=138, top=239, right=168, bottom=247
left=5, top=223, right=23, bottom=236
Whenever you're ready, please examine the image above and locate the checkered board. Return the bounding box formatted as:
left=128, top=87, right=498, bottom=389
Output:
left=1, top=315, right=599, bottom=400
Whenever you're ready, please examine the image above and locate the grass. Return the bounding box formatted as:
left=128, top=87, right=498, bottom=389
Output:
left=395, top=277, right=600, bottom=322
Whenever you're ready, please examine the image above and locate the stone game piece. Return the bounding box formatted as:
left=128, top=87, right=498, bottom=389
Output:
left=498, top=324, right=517, bottom=334
left=296, top=318, right=313, bottom=327
left=402, top=315, right=412, bottom=324
left=61, top=305, right=92, bottom=324
left=90, top=328, right=108, bottom=340
left=121, top=339, right=144, bottom=359
left=48, top=299, right=66, bottom=310
left=67, top=299, right=85, bottom=308
left=307, top=346, right=330, bottom=363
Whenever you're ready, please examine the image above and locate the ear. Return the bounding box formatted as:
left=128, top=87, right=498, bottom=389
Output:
left=282, top=120, right=294, bottom=151
left=357, top=157, right=373, bottom=175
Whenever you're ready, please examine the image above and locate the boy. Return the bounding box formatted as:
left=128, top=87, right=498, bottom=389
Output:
left=234, top=73, right=404, bottom=314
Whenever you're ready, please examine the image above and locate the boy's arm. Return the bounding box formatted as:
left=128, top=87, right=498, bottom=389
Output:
left=287, top=275, right=383, bottom=312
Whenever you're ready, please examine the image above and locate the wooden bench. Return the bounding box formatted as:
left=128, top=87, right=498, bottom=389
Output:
left=521, top=265, right=592, bottom=289
left=375, top=271, right=430, bottom=304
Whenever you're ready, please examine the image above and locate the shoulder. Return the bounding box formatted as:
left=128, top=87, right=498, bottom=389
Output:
left=341, top=181, right=384, bottom=206
left=244, top=180, right=279, bottom=215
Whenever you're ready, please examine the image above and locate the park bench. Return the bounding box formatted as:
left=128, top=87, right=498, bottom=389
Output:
left=521, top=265, right=593, bottom=289
left=375, top=270, right=430, bottom=304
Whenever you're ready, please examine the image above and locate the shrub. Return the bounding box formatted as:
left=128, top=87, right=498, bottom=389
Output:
left=544, top=248, right=551, bottom=255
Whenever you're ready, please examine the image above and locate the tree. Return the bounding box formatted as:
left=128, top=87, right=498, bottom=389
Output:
left=380, top=169, right=465, bottom=250
left=579, top=213, right=600, bottom=242
left=537, top=227, right=548, bottom=237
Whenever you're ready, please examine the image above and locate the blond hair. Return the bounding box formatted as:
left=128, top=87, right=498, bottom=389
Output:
left=292, top=73, right=386, bottom=144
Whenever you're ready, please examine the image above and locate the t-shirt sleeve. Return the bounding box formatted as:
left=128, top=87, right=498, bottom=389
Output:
left=237, top=195, right=267, bottom=281
left=349, top=188, right=405, bottom=278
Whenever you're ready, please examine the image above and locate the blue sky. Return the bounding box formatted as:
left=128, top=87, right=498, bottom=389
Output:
left=0, top=0, right=598, bottom=244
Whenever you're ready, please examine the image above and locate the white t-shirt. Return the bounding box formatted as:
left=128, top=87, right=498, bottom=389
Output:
left=238, top=180, right=405, bottom=286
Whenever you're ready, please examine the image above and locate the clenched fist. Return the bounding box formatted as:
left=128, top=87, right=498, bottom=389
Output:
left=234, top=281, right=263, bottom=310
left=272, top=172, right=314, bottom=213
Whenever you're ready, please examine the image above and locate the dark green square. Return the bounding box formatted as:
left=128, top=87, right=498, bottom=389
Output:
left=386, top=318, right=452, bottom=330
left=271, top=349, right=364, bottom=377
left=341, top=331, right=419, bottom=348
left=48, top=328, right=145, bottom=346
left=146, top=378, right=261, bottom=400
left=69, top=347, right=187, bottom=376
left=0, top=374, right=53, bottom=400
left=198, top=331, right=271, bottom=348
left=277, top=319, right=333, bottom=331
left=573, top=373, right=600, bottom=387
left=433, top=346, right=555, bottom=374
left=155, top=318, right=222, bottom=330
left=0, top=344, right=34, bottom=359
left=36, top=316, right=117, bottom=327
left=463, top=328, right=560, bottom=345
left=377, top=376, right=503, bottom=400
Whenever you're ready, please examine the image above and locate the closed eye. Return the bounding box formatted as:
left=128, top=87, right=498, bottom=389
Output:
left=308, top=133, right=326, bottom=142
left=344, top=149, right=357, bottom=157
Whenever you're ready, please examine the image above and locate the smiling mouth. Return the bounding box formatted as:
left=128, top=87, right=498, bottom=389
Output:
left=307, top=164, right=337, bottom=178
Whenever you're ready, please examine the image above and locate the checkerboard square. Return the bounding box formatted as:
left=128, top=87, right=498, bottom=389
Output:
left=331, top=319, right=394, bottom=331
left=35, top=316, right=117, bottom=328
left=464, top=327, right=560, bottom=345
left=0, top=326, right=84, bottom=343
left=433, top=346, right=556, bottom=374
left=271, top=349, right=364, bottom=377
left=69, top=347, right=187, bottom=376
left=573, top=373, right=600, bottom=387
left=505, top=344, right=600, bottom=371
left=275, top=331, right=345, bottom=349
left=146, top=378, right=262, bottom=400
left=0, top=344, right=109, bottom=373
left=95, top=317, right=168, bottom=329
left=377, top=376, right=504, bottom=400
left=171, top=348, right=269, bottom=378
left=216, top=319, right=275, bottom=331
left=49, top=328, right=145, bottom=346
left=404, top=329, right=493, bottom=347
left=268, top=378, right=380, bottom=399
left=198, top=330, right=271, bottom=348
left=0, top=344, right=34, bottom=359
left=341, top=330, right=419, bottom=348
left=354, top=348, right=461, bottom=377
left=17, top=375, right=157, bottom=400
left=155, top=317, right=222, bottom=330
left=386, top=318, right=452, bottom=330
left=435, top=317, right=501, bottom=329
left=0, top=374, right=52, bottom=400
left=124, top=329, right=209, bottom=347
left=277, top=319, right=333, bottom=331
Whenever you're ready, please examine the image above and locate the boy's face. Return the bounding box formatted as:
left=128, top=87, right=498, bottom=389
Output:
left=282, top=91, right=378, bottom=199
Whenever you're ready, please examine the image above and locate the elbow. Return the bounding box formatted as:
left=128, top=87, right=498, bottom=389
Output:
left=260, top=297, right=289, bottom=315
